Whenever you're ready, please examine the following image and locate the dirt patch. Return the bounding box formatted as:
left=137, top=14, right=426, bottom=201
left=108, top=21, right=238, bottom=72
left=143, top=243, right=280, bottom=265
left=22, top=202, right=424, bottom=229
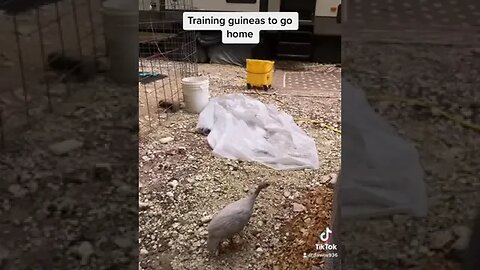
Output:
left=267, top=187, right=335, bottom=270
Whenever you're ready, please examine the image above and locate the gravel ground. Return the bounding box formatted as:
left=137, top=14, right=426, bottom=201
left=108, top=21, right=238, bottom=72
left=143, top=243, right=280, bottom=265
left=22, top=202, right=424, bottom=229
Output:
left=0, top=78, right=138, bottom=269
left=341, top=40, right=480, bottom=269
left=139, top=63, right=341, bottom=270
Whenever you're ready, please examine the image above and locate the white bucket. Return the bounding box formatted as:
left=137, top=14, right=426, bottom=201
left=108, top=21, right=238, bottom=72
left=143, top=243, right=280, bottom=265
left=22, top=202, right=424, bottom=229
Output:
left=182, top=77, right=210, bottom=113
left=101, top=1, right=138, bottom=85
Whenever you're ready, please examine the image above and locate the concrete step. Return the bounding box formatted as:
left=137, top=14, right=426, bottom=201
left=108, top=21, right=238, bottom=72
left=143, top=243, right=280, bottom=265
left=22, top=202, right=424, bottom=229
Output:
left=299, top=19, right=313, bottom=26
left=276, top=53, right=311, bottom=60
left=279, top=31, right=313, bottom=43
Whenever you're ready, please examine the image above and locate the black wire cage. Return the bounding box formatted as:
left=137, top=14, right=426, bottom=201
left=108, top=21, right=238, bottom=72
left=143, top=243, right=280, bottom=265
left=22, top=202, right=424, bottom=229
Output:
left=138, top=0, right=198, bottom=134
left=0, top=0, right=105, bottom=149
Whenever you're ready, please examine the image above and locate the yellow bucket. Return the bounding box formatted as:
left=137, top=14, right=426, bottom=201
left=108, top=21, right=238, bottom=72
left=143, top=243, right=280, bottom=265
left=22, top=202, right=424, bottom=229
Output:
left=246, top=59, right=275, bottom=90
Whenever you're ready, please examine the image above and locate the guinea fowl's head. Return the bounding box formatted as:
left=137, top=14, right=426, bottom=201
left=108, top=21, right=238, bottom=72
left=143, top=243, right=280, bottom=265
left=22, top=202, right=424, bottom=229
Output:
left=253, top=182, right=270, bottom=197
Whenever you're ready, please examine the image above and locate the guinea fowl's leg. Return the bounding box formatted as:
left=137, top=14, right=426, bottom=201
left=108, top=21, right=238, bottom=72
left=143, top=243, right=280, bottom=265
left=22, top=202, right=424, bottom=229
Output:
left=236, top=231, right=245, bottom=245
left=211, top=245, right=220, bottom=256
left=207, top=237, right=221, bottom=256
left=228, top=237, right=236, bottom=248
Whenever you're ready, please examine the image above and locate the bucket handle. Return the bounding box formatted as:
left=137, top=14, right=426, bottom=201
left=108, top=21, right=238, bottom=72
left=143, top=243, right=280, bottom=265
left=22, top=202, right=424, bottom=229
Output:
left=247, top=67, right=274, bottom=75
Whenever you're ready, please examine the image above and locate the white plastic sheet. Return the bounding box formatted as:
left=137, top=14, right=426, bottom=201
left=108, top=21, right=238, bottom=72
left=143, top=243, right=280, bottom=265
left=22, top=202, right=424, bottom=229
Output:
left=197, top=94, right=320, bottom=170
left=341, top=79, right=428, bottom=219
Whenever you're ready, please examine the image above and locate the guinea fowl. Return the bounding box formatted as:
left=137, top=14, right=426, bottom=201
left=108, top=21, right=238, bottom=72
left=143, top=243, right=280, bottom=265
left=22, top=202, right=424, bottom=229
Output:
left=207, top=182, right=270, bottom=256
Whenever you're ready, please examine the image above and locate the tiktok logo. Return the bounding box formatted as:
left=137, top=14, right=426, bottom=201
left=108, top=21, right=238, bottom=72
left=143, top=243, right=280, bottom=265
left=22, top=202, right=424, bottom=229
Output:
left=319, top=227, right=332, bottom=242
left=315, top=227, right=338, bottom=252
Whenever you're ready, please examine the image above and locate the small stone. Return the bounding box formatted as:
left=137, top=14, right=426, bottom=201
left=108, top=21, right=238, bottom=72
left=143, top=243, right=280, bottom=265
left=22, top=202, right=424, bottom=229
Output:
left=451, top=225, right=471, bottom=251
left=168, top=180, right=179, bottom=189
left=419, top=246, right=430, bottom=254
left=114, top=236, right=132, bottom=248
left=160, top=137, right=174, bottom=144
left=392, top=214, right=409, bottom=225
left=76, top=241, right=94, bottom=265
left=283, top=191, right=291, bottom=198
left=1, top=60, right=14, bottom=68
left=139, top=202, right=150, bottom=211
left=2, top=200, right=10, bottom=211
left=17, top=25, right=35, bottom=36
left=140, top=248, right=148, bottom=255
left=26, top=180, right=38, bottom=193
left=178, top=146, right=187, bottom=153
left=396, top=252, right=408, bottom=261
left=256, top=247, right=263, bottom=252
left=49, top=139, right=83, bottom=155
left=329, top=173, right=338, bottom=184
left=13, top=88, right=31, bottom=101
left=8, top=184, right=28, bottom=198
left=0, top=245, right=9, bottom=263
left=201, top=215, right=212, bottom=223
left=452, top=225, right=471, bottom=239
left=292, top=203, right=306, bottom=212
left=94, top=163, right=112, bottom=181
left=49, top=84, right=67, bottom=95
left=166, top=191, right=174, bottom=198
left=320, top=175, right=331, bottom=183
left=430, top=230, right=453, bottom=250
left=193, top=241, right=202, bottom=247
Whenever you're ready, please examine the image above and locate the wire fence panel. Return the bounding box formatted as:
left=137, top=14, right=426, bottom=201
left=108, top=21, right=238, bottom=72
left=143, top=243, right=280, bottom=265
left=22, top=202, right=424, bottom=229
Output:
left=0, top=0, right=105, bottom=149
left=139, top=0, right=198, bottom=136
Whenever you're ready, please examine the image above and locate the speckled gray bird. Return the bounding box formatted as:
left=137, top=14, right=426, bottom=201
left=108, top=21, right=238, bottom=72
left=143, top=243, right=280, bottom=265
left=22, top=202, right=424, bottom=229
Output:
left=207, top=182, right=270, bottom=256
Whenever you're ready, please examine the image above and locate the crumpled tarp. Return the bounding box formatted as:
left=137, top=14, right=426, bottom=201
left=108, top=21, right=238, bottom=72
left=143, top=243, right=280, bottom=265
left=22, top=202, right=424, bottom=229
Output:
left=197, top=94, right=320, bottom=170
left=340, top=79, right=428, bottom=219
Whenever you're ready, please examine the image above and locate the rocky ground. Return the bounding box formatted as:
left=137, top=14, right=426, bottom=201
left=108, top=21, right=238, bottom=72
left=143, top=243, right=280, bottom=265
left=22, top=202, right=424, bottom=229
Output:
left=341, top=40, right=480, bottom=269
left=139, top=63, right=341, bottom=270
left=0, top=77, right=138, bottom=269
